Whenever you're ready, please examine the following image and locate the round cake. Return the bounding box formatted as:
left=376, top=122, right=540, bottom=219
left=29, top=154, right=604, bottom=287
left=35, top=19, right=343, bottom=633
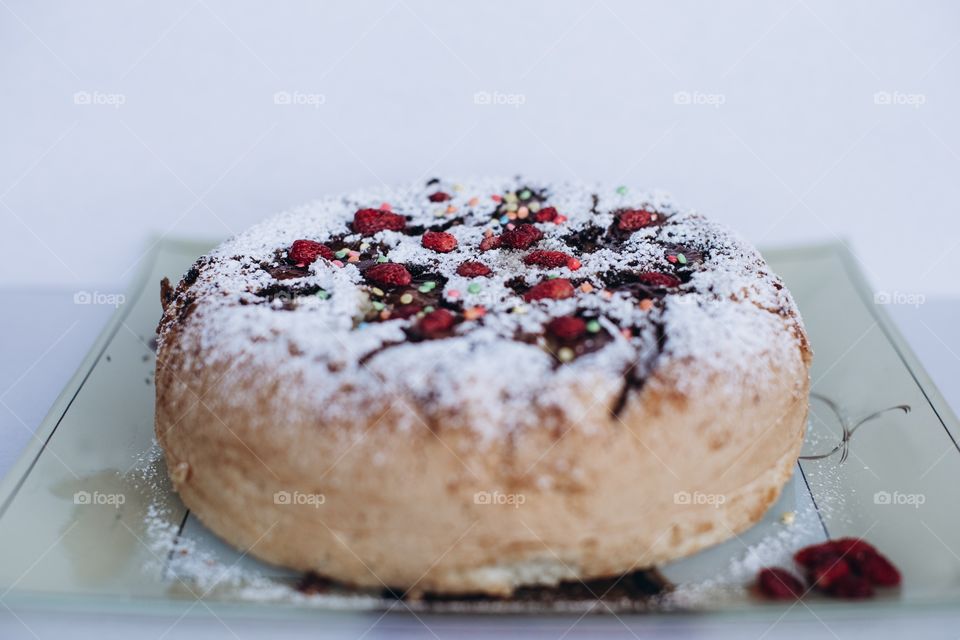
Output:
left=155, top=178, right=811, bottom=596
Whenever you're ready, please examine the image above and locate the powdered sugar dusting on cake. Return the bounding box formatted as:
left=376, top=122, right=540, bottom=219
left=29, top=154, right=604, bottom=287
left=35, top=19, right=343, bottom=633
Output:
left=157, top=178, right=806, bottom=440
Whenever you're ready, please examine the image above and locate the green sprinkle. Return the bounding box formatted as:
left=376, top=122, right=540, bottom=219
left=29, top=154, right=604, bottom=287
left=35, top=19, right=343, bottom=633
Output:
left=468, top=283, right=482, bottom=294
left=335, top=249, right=349, bottom=259
left=586, top=320, right=601, bottom=333
left=677, top=253, right=688, bottom=265
left=519, top=189, right=532, bottom=200
left=418, top=281, right=436, bottom=293
left=371, top=301, right=385, bottom=310
left=316, top=290, right=329, bottom=300
left=399, top=293, right=413, bottom=304
left=616, top=185, right=628, bottom=195
left=377, top=255, right=388, bottom=263
left=424, top=305, right=435, bottom=313
left=547, top=274, right=559, bottom=279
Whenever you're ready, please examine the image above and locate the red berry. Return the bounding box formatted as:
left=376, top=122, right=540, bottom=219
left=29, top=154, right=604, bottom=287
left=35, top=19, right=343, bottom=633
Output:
left=756, top=567, right=804, bottom=600
left=547, top=316, right=586, bottom=341
left=421, top=230, right=458, bottom=253
left=456, top=261, right=492, bottom=277
left=617, top=209, right=660, bottom=231
left=288, top=239, right=333, bottom=266
left=794, top=541, right=839, bottom=569
left=353, top=208, right=406, bottom=235
left=479, top=235, right=502, bottom=251
left=393, top=304, right=421, bottom=319
left=828, top=574, right=874, bottom=599
left=534, top=206, right=559, bottom=223
left=809, top=558, right=851, bottom=590
left=638, top=272, right=682, bottom=288
left=524, top=250, right=574, bottom=269
left=418, top=308, right=456, bottom=335
left=428, top=191, right=451, bottom=202
left=859, top=552, right=901, bottom=587
left=364, top=263, right=412, bottom=287
left=500, top=224, right=543, bottom=249
left=524, top=278, right=575, bottom=302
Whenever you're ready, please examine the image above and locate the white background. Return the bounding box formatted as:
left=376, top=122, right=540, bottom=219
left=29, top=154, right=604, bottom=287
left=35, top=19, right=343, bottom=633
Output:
left=1, top=0, right=958, bottom=297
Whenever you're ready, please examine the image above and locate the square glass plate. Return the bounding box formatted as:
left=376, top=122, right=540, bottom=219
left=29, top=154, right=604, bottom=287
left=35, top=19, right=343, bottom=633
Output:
left=0, top=239, right=957, bottom=629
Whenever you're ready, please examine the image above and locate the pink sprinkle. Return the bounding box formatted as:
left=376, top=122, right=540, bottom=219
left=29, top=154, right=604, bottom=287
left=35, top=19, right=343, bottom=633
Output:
left=667, top=255, right=677, bottom=263
left=332, top=260, right=344, bottom=268
left=506, top=223, right=516, bottom=230
left=491, top=194, right=502, bottom=203
left=448, top=290, right=460, bottom=299
left=380, top=202, right=392, bottom=211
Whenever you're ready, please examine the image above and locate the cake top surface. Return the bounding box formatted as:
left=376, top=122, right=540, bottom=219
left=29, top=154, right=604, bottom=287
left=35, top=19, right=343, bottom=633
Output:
left=158, top=177, right=805, bottom=438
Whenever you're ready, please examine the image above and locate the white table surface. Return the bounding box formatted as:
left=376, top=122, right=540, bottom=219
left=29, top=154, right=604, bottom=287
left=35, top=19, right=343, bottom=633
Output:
left=0, top=289, right=957, bottom=638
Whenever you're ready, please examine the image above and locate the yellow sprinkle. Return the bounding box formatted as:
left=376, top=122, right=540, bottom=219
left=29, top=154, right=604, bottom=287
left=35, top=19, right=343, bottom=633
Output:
left=504, top=192, right=518, bottom=203
left=506, top=202, right=518, bottom=212
left=529, top=201, right=541, bottom=213
left=558, top=347, right=575, bottom=362
left=371, top=288, right=385, bottom=297
left=452, top=183, right=464, bottom=192
left=399, top=293, right=413, bottom=304
left=512, top=305, right=527, bottom=314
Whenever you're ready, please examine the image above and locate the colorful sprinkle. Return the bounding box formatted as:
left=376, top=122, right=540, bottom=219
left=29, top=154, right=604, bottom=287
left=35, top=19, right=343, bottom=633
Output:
left=512, top=305, right=527, bottom=314
left=555, top=214, right=568, bottom=224
left=380, top=202, right=392, bottom=211
left=504, top=192, right=518, bottom=203
left=371, top=287, right=385, bottom=297
left=316, top=290, right=330, bottom=300
left=464, top=306, right=486, bottom=320
left=371, top=301, right=385, bottom=311
left=335, top=249, right=349, bottom=259
left=332, top=260, right=344, bottom=268
left=399, top=293, right=413, bottom=304
left=517, top=206, right=529, bottom=219
left=602, top=289, right=614, bottom=300
left=446, top=205, right=457, bottom=214
left=677, top=253, right=688, bottom=265
left=586, top=320, right=601, bottom=333
left=468, top=283, right=482, bottom=294
left=621, top=328, right=633, bottom=339
left=519, top=189, right=532, bottom=200
left=639, top=298, right=653, bottom=311
left=447, top=289, right=460, bottom=299
left=418, top=281, right=437, bottom=293
left=491, top=194, right=502, bottom=203
left=506, top=202, right=518, bottom=212
left=529, top=201, right=541, bottom=213
left=667, top=255, right=677, bottom=263
left=468, top=197, right=479, bottom=207
left=616, top=185, right=628, bottom=196
left=377, top=255, right=388, bottom=263
left=580, top=282, right=594, bottom=294
left=558, top=347, right=575, bottom=362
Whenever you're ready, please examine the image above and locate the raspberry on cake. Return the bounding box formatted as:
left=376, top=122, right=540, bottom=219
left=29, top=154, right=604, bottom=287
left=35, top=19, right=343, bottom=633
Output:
left=155, top=178, right=810, bottom=597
